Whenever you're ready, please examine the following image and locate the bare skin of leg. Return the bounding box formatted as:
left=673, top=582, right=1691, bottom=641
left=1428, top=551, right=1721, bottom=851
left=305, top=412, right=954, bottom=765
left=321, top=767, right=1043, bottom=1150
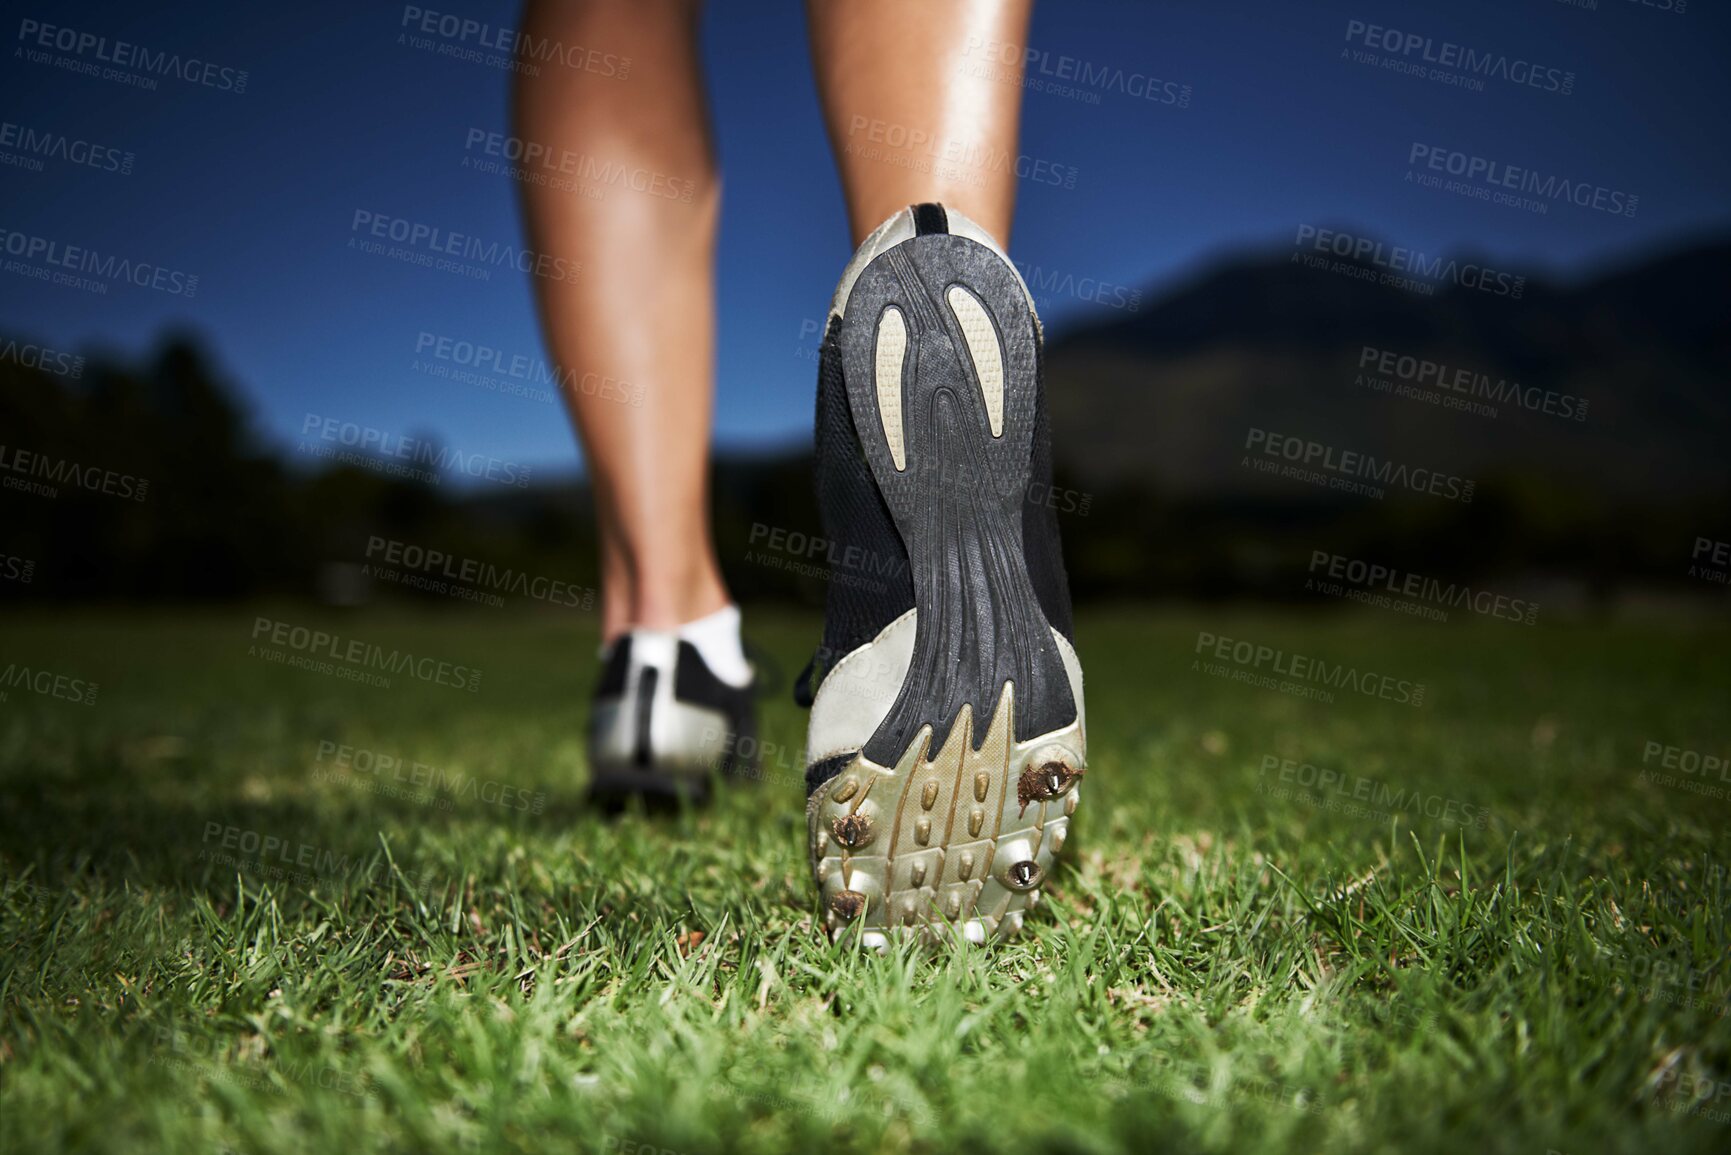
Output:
left=806, top=0, right=1034, bottom=247
left=515, top=0, right=728, bottom=642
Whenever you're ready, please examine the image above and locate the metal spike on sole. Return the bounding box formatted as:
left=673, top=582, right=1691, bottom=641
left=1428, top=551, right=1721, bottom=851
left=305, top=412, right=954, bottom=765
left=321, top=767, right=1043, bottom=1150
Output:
left=810, top=682, right=1085, bottom=944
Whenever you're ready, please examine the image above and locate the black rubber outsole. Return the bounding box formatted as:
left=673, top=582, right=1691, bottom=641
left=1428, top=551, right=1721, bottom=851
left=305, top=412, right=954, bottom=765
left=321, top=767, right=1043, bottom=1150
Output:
left=836, top=232, right=1076, bottom=764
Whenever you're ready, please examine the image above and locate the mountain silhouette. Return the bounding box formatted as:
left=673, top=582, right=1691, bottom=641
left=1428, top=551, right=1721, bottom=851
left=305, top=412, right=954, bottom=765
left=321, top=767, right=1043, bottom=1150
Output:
left=1042, top=236, right=1730, bottom=501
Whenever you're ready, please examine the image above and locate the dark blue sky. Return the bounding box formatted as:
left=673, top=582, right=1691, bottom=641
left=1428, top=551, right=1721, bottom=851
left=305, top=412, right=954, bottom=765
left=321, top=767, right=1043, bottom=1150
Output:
left=3, top=0, right=1727, bottom=478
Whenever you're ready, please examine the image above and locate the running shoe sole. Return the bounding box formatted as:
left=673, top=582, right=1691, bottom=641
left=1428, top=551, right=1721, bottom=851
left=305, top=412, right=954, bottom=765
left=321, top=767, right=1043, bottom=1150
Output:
left=807, top=230, right=1086, bottom=946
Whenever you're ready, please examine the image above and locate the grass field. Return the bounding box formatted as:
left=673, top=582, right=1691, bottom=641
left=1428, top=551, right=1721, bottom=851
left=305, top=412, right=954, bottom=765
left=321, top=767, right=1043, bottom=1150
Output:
left=2, top=606, right=1728, bottom=1154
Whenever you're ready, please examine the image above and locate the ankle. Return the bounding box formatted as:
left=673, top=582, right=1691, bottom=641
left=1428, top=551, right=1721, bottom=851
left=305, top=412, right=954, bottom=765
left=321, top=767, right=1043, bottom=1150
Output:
left=611, top=563, right=730, bottom=635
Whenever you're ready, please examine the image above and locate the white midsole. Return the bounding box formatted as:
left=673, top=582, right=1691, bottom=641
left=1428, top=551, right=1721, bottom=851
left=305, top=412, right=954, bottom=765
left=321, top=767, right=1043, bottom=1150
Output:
left=806, top=608, right=1085, bottom=769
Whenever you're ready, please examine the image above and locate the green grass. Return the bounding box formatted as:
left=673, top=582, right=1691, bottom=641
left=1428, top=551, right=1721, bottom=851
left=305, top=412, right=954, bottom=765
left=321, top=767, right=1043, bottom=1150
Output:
left=2, top=606, right=1728, bottom=1154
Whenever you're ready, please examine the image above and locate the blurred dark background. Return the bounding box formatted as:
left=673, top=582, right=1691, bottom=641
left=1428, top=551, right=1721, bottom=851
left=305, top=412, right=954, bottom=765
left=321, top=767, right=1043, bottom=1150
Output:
left=3, top=0, right=1727, bottom=615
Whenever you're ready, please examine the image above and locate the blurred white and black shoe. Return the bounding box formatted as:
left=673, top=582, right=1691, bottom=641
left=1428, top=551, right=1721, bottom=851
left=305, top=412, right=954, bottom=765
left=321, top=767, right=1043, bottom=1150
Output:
left=799, top=204, right=1088, bottom=945
left=588, top=606, right=758, bottom=804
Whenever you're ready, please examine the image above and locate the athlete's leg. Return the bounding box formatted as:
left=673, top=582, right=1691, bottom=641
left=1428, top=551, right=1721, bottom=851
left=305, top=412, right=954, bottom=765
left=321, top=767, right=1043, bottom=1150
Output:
left=806, top=0, right=1034, bottom=246
left=515, top=0, right=727, bottom=641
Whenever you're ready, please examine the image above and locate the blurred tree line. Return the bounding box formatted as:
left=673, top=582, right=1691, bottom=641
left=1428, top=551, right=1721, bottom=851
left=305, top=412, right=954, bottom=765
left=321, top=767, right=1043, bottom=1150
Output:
left=1, top=335, right=1723, bottom=613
